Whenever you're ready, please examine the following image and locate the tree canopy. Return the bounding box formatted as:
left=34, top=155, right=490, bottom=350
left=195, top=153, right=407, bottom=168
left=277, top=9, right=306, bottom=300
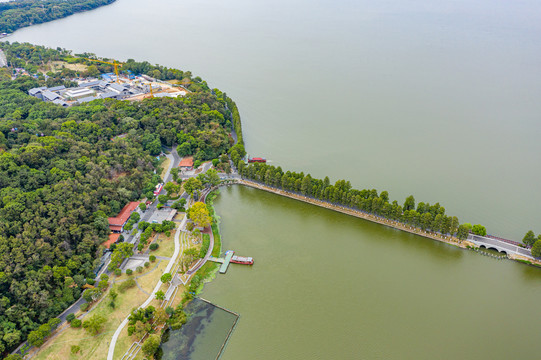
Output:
left=0, top=0, right=116, bottom=33
left=187, top=202, right=212, bottom=228
left=0, top=42, right=240, bottom=355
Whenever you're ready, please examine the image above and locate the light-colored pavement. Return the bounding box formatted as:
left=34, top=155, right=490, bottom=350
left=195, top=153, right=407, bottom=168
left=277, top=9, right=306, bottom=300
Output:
left=107, top=214, right=187, bottom=360
left=469, top=234, right=533, bottom=258
left=162, top=145, right=179, bottom=184
left=0, top=49, right=7, bottom=67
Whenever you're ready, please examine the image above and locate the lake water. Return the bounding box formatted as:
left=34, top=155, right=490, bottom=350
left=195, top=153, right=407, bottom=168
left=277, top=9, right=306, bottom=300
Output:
left=8, top=0, right=541, bottom=239
left=204, top=186, right=541, bottom=360
left=7, top=1, right=541, bottom=358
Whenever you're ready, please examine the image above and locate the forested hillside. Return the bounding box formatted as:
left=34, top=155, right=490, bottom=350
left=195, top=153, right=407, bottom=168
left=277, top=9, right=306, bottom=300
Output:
left=0, top=43, right=238, bottom=356
left=0, top=0, right=116, bottom=34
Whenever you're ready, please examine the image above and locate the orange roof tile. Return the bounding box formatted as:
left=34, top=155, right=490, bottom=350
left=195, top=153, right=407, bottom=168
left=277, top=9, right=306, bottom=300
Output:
left=108, top=201, right=140, bottom=227
left=102, top=233, right=120, bottom=249
left=179, top=157, right=193, bottom=167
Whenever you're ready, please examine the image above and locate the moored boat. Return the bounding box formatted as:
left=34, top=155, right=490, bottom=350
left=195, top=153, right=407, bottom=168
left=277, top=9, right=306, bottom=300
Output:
left=231, top=255, right=254, bottom=265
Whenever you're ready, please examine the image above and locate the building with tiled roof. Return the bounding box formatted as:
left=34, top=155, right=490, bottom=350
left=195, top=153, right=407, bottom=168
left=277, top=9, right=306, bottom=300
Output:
left=108, top=201, right=140, bottom=233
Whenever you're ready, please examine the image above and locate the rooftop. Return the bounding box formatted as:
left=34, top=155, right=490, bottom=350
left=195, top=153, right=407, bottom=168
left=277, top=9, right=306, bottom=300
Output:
left=179, top=157, right=194, bottom=167
left=77, top=96, right=97, bottom=103
left=109, top=83, right=127, bottom=92
left=41, top=90, right=60, bottom=101
left=48, top=85, right=66, bottom=92
left=108, top=201, right=140, bottom=227
left=102, top=233, right=120, bottom=249
left=28, top=87, right=45, bottom=95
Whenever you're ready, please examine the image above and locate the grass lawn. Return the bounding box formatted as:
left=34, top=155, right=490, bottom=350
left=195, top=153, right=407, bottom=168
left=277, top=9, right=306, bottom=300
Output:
left=33, top=283, right=148, bottom=360
left=34, top=248, right=175, bottom=359
left=113, top=298, right=164, bottom=359
left=113, top=259, right=160, bottom=283
left=137, top=261, right=168, bottom=294
left=160, top=156, right=171, bottom=179
left=151, top=229, right=177, bottom=258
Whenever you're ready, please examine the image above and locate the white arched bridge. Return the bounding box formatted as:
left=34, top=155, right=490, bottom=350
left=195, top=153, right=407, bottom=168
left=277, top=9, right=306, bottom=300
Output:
left=468, top=234, right=534, bottom=259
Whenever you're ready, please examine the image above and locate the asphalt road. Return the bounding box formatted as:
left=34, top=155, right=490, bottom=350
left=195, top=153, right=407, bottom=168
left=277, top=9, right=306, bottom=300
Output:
left=0, top=49, right=7, bottom=67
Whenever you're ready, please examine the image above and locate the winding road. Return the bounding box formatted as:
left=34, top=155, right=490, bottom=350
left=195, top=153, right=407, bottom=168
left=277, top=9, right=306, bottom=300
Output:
left=0, top=49, right=7, bottom=68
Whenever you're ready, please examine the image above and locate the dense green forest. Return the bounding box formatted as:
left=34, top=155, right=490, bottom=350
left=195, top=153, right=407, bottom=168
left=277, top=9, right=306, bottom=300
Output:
left=236, top=161, right=483, bottom=241
left=0, top=43, right=238, bottom=356
left=0, top=0, right=116, bottom=34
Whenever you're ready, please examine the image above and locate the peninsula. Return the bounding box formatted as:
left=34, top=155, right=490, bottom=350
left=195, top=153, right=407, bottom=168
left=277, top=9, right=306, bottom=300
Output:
left=1, top=41, right=541, bottom=360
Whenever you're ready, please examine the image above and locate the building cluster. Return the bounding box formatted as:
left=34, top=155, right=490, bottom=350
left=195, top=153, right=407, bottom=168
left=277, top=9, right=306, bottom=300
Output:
left=102, top=199, right=178, bottom=249
left=28, top=74, right=187, bottom=107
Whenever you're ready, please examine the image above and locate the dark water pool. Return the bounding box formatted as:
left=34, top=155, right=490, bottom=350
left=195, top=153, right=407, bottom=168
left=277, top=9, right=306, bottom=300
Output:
left=158, top=298, right=238, bottom=360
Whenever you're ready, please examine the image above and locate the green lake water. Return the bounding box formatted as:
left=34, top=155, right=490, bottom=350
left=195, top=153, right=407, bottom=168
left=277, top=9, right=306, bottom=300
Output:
left=203, top=186, right=541, bottom=359
left=6, top=0, right=541, bottom=358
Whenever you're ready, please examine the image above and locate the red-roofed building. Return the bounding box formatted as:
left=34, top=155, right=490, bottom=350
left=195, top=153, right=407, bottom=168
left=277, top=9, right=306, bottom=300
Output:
left=102, top=233, right=120, bottom=249
left=108, top=201, right=140, bottom=233
left=179, top=156, right=194, bottom=170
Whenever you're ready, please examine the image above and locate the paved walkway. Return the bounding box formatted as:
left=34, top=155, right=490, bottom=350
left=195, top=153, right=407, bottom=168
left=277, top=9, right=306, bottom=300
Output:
left=135, top=280, right=150, bottom=296
left=107, top=215, right=187, bottom=360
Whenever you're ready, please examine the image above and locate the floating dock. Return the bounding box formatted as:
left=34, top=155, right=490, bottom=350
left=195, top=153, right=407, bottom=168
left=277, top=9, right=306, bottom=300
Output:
left=219, top=251, right=235, bottom=273
left=209, top=250, right=254, bottom=274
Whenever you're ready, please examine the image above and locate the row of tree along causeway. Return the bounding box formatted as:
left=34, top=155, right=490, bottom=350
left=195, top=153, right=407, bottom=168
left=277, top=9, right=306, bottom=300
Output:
left=225, top=160, right=541, bottom=263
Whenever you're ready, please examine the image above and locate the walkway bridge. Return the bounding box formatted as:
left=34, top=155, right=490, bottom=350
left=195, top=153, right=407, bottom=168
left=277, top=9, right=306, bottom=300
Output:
left=468, top=234, right=534, bottom=259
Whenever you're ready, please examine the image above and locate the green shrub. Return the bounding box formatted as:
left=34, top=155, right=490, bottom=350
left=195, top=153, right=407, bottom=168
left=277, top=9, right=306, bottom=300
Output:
left=114, top=268, right=122, bottom=276
left=118, top=279, right=136, bottom=293
left=86, top=278, right=95, bottom=286
left=126, top=269, right=133, bottom=276
left=127, top=325, right=135, bottom=336
left=71, top=319, right=82, bottom=328
left=149, top=243, right=159, bottom=251
left=71, top=345, right=81, bottom=354
left=66, top=313, right=75, bottom=323
left=136, top=266, right=143, bottom=273
left=149, top=255, right=156, bottom=262
left=79, top=303, right=89, bottom=312
left=144, top=262, right=150, bottom=268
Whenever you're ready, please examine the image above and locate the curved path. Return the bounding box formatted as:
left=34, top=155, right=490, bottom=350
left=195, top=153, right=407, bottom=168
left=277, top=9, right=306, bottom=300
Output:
left=107, top=215, right=187, bottom=360
left=186, top=189, right=215, bottom=276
